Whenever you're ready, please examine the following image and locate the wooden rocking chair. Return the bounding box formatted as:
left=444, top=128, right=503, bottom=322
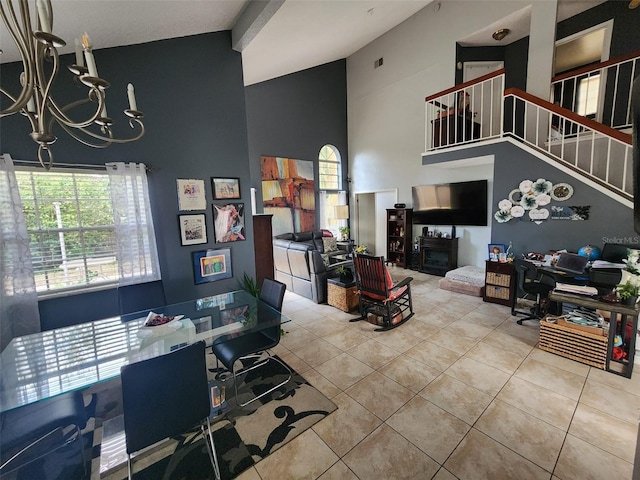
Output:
left=350, top=253, right=414, bottom=331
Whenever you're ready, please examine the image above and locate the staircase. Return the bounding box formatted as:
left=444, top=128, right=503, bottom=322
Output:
left=423, top=52, right=638, bottom=207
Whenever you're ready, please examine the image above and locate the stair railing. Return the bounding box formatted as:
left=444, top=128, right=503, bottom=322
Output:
left=424, top=69, right=504, bottom=152
left=504, top=88, right=633, bottom=202
left=551, top=50, right=640, bottom=131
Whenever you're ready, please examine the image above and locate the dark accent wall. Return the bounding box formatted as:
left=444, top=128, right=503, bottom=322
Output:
left=244, top=60, right=349, bottom=219
left=423, top=141, right=638, bottom=257
left=1, top=32, right=254, bottom=310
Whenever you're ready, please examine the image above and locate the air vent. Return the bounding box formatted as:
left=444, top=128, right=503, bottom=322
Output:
left=374, top=57, right=383, bottom=69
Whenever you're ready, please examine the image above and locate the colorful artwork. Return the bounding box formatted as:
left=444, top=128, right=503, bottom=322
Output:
left=261, top=156, right=315, bottom=235
left=176, top=178, right=206, bottom=211
left=213, top=203, right=245, bottom=242
left=192, top=249, right=232, bottom=284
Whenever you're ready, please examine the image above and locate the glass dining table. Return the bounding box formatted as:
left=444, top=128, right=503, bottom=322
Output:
left=0, top=290, right=291, bottom=413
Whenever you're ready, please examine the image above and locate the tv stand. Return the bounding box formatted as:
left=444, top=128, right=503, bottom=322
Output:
left=419, top=236, right=458, bottom=276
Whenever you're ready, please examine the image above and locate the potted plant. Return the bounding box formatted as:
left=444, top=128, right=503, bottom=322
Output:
left=617, top=280, right=639, bottom=306
left=336, top=265, right=352, bottom=283
left=338, top=226, right=350, bottom=241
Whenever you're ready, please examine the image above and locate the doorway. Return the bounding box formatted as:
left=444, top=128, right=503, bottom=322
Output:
left=354, top=190, right=397, bottom=257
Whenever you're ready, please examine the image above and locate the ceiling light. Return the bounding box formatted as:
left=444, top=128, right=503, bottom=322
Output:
left=492, top=28, right=511, bottom=41
left=630, top=0, right=640, bottom=9
left=0, top=0, right=145, bottom=170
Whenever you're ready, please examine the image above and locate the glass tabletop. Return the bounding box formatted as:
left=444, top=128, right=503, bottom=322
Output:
left=0, top=290, right=290, bottom=413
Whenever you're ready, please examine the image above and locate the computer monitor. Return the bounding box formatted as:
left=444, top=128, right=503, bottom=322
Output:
left=555, top=252, right=589, bottom=275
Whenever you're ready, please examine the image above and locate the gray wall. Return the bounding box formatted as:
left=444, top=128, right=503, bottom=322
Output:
left=424, top=141, right=637, bottom=258
left=245, top=60, right=349, bottom=221
left=1, top=32, right=254, bottom=304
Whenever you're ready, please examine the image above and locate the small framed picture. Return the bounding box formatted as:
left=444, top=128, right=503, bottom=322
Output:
left=212, top=177, right=241, bottom=200
left=192, top=248, right=232, bottom=284
left=177, top=178, right=207, bottom=211
left=488, top=243, right=506, bottom=262
left=213, top=203, right=245, bottom=243
left=178, top=214, right=207, bottom=246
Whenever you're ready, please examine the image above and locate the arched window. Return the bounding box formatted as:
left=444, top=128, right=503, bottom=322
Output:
left=318, top=145, right=346, bottom=236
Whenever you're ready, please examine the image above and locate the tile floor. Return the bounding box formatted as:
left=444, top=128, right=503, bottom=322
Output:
left=235, top=267, right=640, bottom=480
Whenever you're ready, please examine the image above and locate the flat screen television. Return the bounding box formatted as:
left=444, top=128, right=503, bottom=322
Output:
left=412, top=180, right=488, bottom=226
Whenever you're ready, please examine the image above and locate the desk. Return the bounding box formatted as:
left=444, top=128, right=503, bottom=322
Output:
left=0, top=291, right=290, bottom=413
left=548, top=290, right=638, bottom=378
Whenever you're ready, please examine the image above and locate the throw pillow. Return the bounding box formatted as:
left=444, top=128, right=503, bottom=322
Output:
left=323, top=237, right=338, bottom=253
left=320, top=253, right=331, bottom=267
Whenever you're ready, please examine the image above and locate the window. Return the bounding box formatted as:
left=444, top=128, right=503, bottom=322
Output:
left=16, top=168, right=117, bottom=294
left=318, top=144, right=341, bottom=190
left=318, top=145, right=346, bottom=236
left=576, top=73, right=600, bottom=117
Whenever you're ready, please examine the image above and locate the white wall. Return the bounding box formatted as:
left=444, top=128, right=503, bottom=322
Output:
left=346, top=0, right=558, bottom=267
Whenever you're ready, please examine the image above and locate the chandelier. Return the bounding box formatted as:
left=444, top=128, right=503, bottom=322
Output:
left=0, top=0, right=145, bottom=170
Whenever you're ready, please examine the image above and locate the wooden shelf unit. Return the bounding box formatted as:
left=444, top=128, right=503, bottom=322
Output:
left=483, top=260, right=516, bottom=306
left=386, top=208, right=413, bottom=268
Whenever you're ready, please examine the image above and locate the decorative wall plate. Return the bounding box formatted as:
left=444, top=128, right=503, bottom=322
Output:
left=550, top=183, right=574, bottom=201
left=508, top=188, right=523, bottom=204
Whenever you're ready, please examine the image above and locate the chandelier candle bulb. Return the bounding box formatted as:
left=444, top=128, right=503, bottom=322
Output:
left=19, top=72, right=36, bottom=113
left=127, top=84, right=137, bottom=111
left=36, top=0, right=50, bottom=33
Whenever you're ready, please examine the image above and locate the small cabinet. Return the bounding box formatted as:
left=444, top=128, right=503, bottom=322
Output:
left=419, top=237, right=458, bottom=276
left=386, top=208, right=413, bottom=268
left=483, top=260, right=515, bottom=306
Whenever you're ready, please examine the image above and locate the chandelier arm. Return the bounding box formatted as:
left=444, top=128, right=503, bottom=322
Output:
left=37, top=144, right=54, bottom=171
left=35, top=42, right=59, bottom=133
left=54, top=117, right=145, bottom=146
left=0, top=87, right=38, bottom=130
left=48, top=94, right=107, bottom=129
left=0, top=0, right=35, bottom=114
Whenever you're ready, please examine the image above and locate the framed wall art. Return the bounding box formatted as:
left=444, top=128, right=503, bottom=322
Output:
left=192, top=248, right=232, bottom=284
left=178, top=213, right=207, bottom=246
left=488, top=243, right=505, bottom=261
left=177, top=178, right=207, bottom=211
left=212, top=177, right=241, bottom=200
left=213, top=203, right=245, bottom=242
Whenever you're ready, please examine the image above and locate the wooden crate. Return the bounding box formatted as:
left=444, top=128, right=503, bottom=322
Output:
left=327, top=282, right=359, bottom=312
left=539, top=317, right=608, bottom=369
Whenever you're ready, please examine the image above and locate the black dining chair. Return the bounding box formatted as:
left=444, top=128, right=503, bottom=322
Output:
left=120, top=341, right=220, bottom=480
left=512, top=259, right=556, bottom=325
left=212, top=278, right=291, bottom=407
left=0, top=391, right=88, bottom=479
left=117, top=280, right=166, bottom=315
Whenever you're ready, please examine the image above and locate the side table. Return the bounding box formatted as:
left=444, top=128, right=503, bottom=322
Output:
left=327, top=278, right=359, bottom=312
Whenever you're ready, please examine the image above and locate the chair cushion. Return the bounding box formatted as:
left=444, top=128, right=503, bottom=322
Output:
left=362, top=267, right=407, bottom=301
left=212, top=330, right=279, bottom=370
left=323, top=237, right=338, bottom=253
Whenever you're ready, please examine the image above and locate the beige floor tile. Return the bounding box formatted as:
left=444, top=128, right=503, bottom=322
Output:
left=387, top=395, right=470, bottom=463
left=425, top=328, right=479, bottom=353
left=371, top=327, right=424, bottom=353
left=496, top=319, right=541, bottom=344
left=317, top=460, right=359, bottom=480
left=474, top=302, right=513, bottom=318
left=514, top=358, right=586, bottom=401
left=347, top=339, right=401, bottom=369
left=587, top=366, right=640, bottom=397
left=475, top=400, right=565, bottom=472
left=279, top=327, right=318, bottom=350
left=406, top=319, right=442, bottom=339
left=445, top=319, right=494, bottom=342
left=464, top=341, right=527, bottom=374
left=420, top=307, right=459, bottom=328
left=527, top=347, right=591, bottom=377
left=444, top=428, right=550, bottom=480
left=554, top=434, right=633, bottom=480
left=301, top=368, right=342, bottom=399
left=496, top=376, right=577, bottom=431
left=433, top=467, right=458, bottom=480
left=460, top=309, right=507, bottom=329
left=568, top=403, right=638, bottom=463
left=481, top=329, right=536, bottom=357
left=579, top=377, right=640, bottom=423
left=291, top=338, right=343, bottom=367
left=322, top=327, right=370, bottom=351
left=312, top=392, right=382, bottom=457
left=345, top=371, right=414, bottom=420
left=277, top=350, right=312, bottom=375
left=378, top=355, right=440, bottom=392
left=419, top=373, right=493, bottom=425
left=235, top=466, right=261, bottom=480
left=315, top=352, right=374, bottom=390
left=445, top=356, right=511, bottom=396
left=254, top=429, right=339, bottom=480
left=404, top=340, right=463, bottom=372
left=305, top=318, right=347, bottom=337
left=343, top=424, right=440, bottom=480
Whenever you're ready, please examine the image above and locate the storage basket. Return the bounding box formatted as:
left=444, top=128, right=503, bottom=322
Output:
left=485, top=284, right=510, bottom=300
left=539, top=317, right=608, bottom=369
left=486, top=272, right=511, bottom=287
left=327, top=282, right=359, bottom=312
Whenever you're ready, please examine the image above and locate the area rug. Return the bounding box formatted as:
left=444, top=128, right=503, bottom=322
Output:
left=96, top=353, right=337, bottom=480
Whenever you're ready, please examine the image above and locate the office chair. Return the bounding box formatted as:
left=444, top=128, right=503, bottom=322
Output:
left=350, top=253, right=414, bottom=331
left=212, top=278, right=291, bottom=407
left=117, top=280, right=166, bottom=315
left=120, top=341, right=220, bottom=480
left=589, top=243, right=627, bottom=294
left=512, top=259, right=556, bottom=325
left=0, top=391, right=88, bottom=479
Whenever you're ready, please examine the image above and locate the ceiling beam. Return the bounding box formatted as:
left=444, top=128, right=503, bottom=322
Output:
left=232, top=0, right=285, bottom=52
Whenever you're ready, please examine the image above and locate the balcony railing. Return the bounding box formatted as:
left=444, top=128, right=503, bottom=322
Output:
left=504, top=88, right=633, bottom=202
left=424, top=69, right=505, bottom=152
left=551, top=50, right=640, bottom=131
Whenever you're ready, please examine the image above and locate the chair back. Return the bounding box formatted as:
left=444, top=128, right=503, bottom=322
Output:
left=120, top=341, right=210, bottom=455
left=513, top=259, right=538, bottom=293
left=259, top=278, right=286, bottom=312
left=353, top=254, right=389, bottom=299
left=601, top=243, right=629, bottom=263
left=117, top=280, right=166, bottom=315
